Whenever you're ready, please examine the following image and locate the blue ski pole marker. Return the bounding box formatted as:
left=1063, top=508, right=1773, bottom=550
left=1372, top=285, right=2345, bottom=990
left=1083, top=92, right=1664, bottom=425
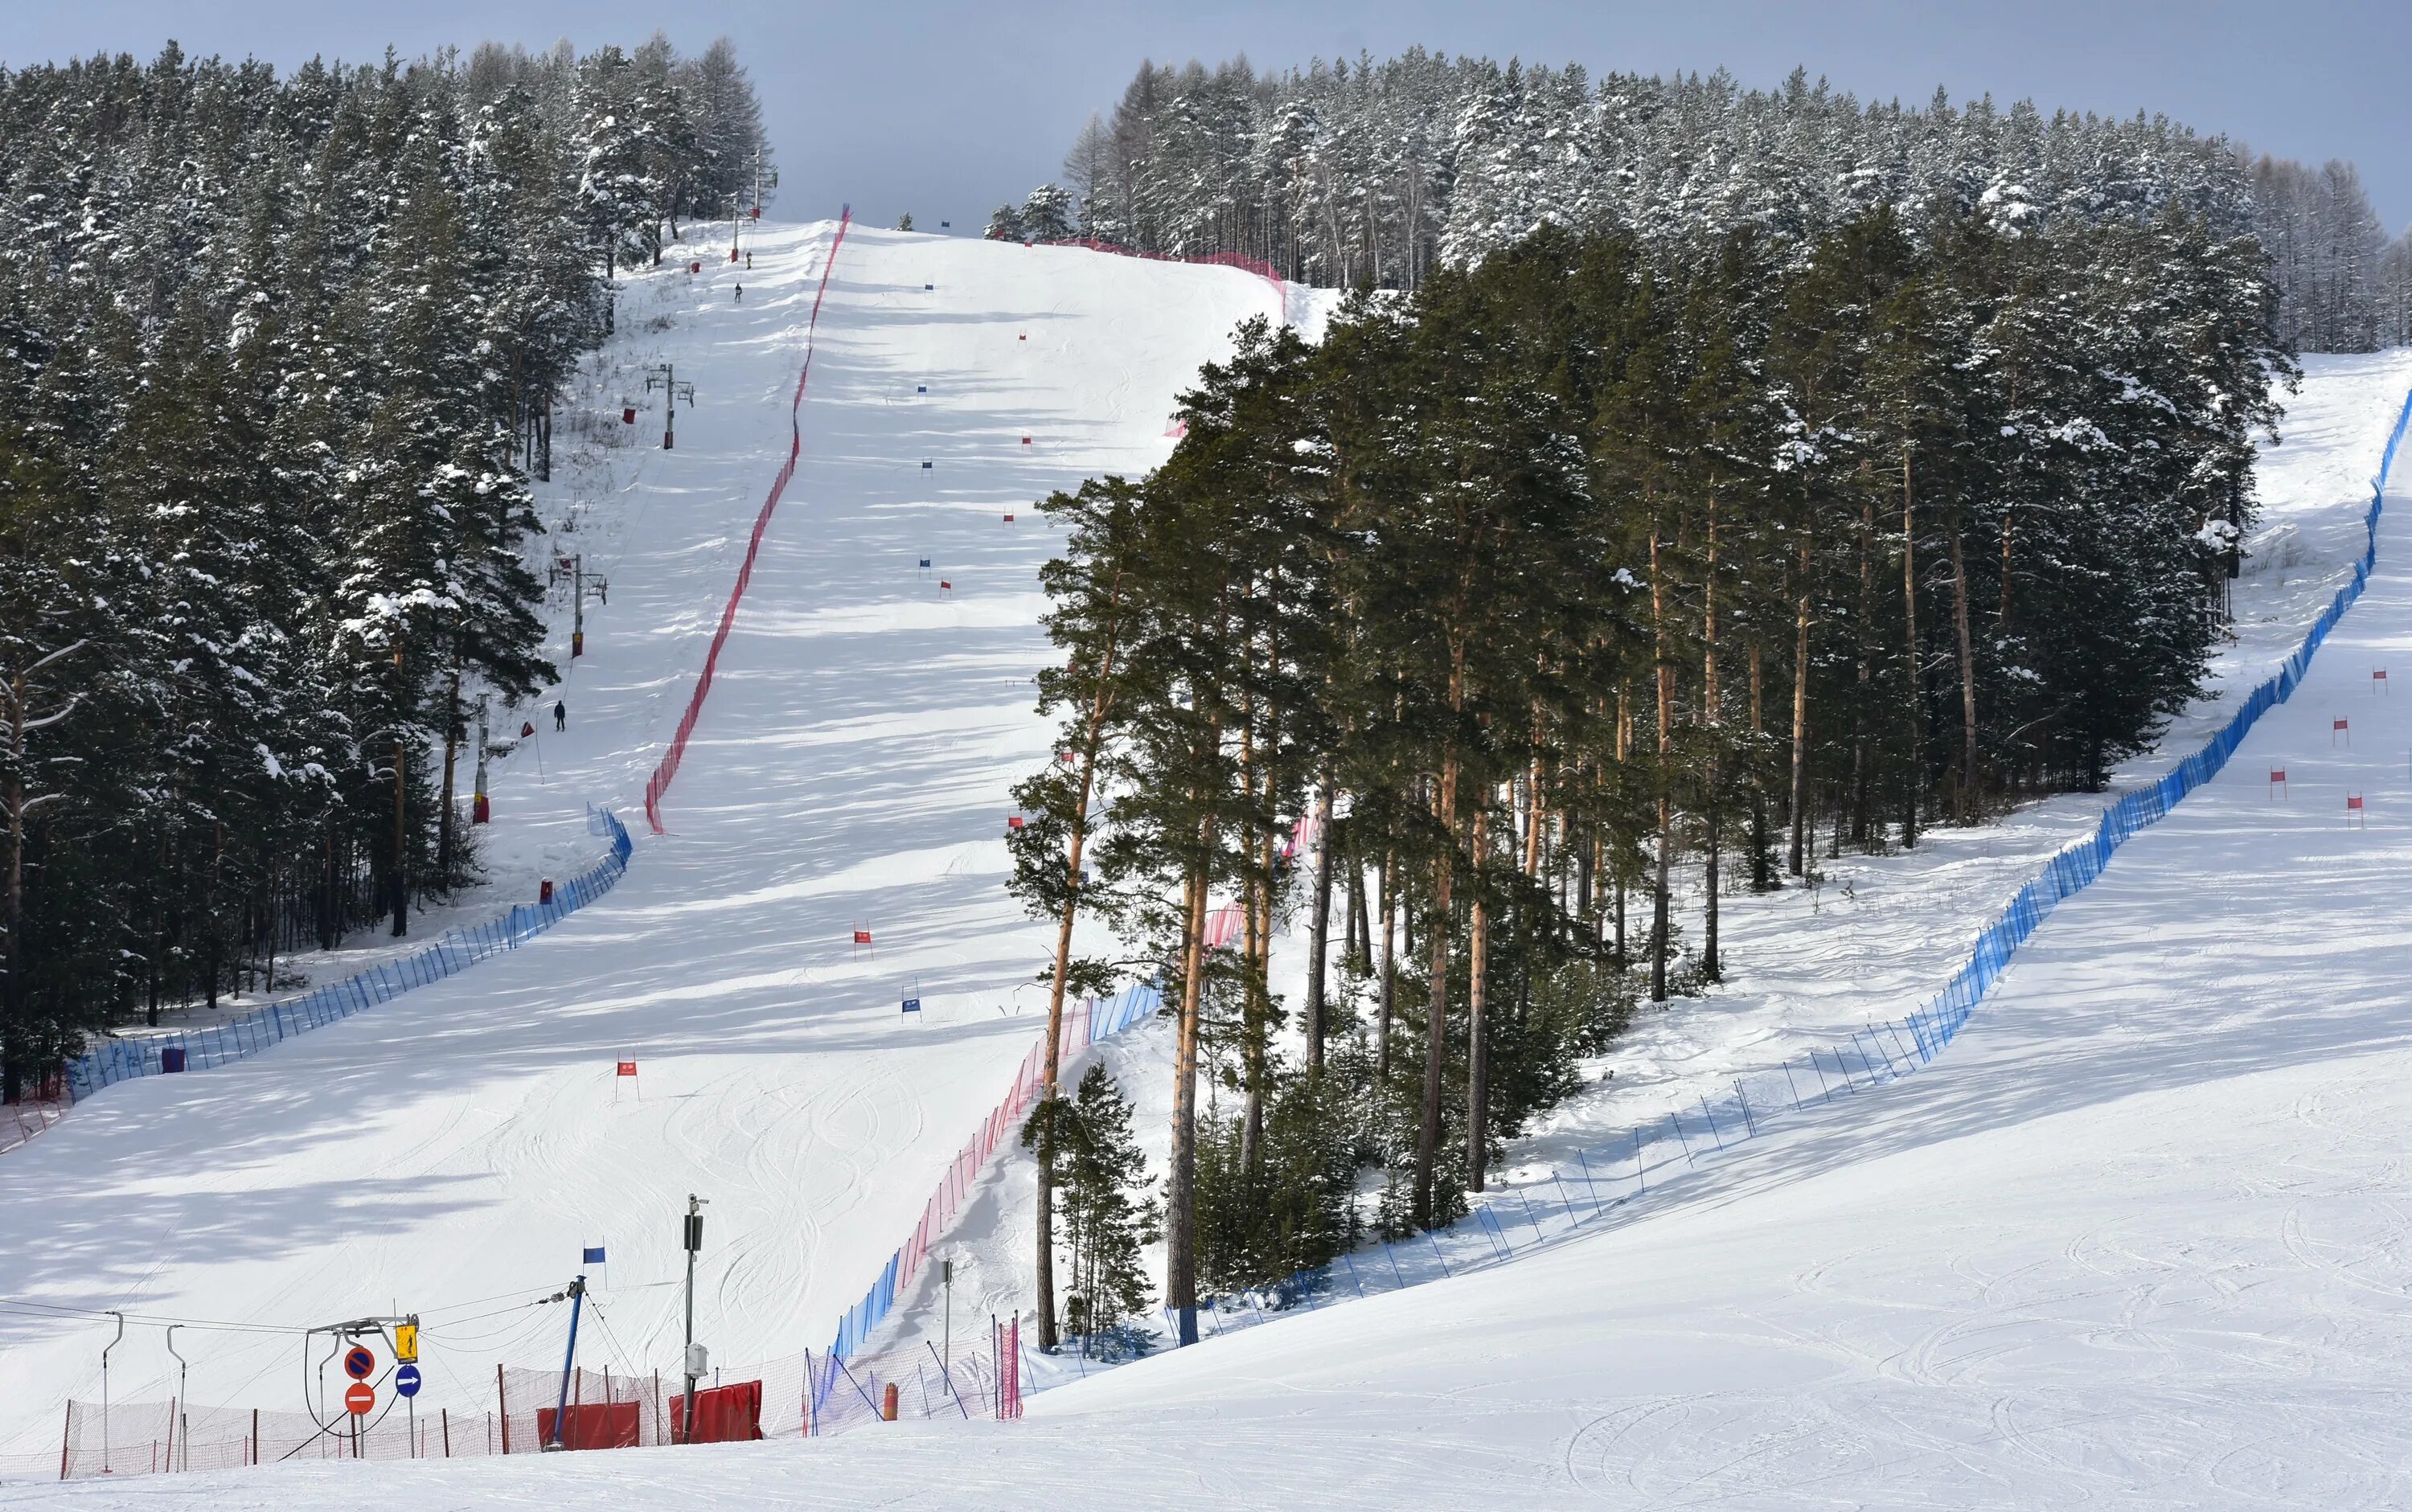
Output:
left=395, top=1363, right=422, bottom=1399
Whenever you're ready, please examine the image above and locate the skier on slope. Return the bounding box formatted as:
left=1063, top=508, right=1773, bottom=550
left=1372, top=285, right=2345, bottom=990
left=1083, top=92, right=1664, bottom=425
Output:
left=734, top=284, right=743, bottom=303
left=554, top=699, right=566, bottom=732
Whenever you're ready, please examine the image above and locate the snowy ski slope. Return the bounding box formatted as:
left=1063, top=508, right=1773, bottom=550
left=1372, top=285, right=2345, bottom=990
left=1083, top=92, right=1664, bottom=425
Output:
left=0, top=220, right=1311, bottom=1453
left=6, top=225, right=2412, bottom=1509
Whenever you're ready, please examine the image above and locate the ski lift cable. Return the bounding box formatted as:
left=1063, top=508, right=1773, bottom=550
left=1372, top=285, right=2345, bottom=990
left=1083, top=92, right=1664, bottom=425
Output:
left=0, top=1297, right=310, bottom=1336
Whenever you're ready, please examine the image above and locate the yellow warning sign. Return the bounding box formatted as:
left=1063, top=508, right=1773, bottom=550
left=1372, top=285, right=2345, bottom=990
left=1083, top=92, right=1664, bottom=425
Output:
left=394, top=1324, right=418, bottom=1364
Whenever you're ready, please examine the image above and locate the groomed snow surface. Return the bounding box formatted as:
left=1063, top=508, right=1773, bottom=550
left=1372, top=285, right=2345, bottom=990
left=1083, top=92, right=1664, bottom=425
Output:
left=1, top=218, right=2408, bottom=1506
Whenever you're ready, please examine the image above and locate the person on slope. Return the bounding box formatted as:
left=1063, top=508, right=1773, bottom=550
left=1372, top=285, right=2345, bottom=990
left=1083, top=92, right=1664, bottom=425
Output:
left=554, top=699, right=567, bottom=732
left=734, top=284, right=743, bottom=303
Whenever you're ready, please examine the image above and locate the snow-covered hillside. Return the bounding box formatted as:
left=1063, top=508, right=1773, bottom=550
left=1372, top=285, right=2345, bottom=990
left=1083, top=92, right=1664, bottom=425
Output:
left=0, top=219, right=1312, bottom=1457
left=6, top=211, right=2412, bottom=1510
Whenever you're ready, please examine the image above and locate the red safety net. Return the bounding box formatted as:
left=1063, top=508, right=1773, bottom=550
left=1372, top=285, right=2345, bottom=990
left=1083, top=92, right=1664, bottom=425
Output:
left=645, top=208, right=855, bottom=834
left=668, top=1379, right=764, bottom=1444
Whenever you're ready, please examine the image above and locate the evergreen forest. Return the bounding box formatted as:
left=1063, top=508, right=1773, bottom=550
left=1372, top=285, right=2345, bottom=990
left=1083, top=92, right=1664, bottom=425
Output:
left=0, top=37, right=770, bottom=1101
left=1010, top=192, right=2291, bottom=1343
left=1043, top=51, right=2411, bottom=350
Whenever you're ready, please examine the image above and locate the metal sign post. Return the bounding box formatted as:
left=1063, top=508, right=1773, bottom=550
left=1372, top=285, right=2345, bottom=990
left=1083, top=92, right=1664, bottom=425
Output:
left=683, top=1195, right=709, bottom=1444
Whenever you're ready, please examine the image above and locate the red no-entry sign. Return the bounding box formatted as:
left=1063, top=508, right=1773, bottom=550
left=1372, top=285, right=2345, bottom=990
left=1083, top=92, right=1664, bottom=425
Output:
left=345, top=1382, right=375, bottom=1416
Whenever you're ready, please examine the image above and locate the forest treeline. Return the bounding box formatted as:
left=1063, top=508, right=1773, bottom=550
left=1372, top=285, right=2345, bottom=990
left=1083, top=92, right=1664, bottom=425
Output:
left=1010, top=197, right=2288, bottom=1347
left=0, top=37, right=769, bottom=1101
left=1038, top=51, right=2411, bottom=350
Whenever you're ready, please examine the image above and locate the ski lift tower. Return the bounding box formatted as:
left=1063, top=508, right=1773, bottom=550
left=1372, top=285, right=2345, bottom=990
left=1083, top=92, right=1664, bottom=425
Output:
left=644, top=364, right=695, bottom=452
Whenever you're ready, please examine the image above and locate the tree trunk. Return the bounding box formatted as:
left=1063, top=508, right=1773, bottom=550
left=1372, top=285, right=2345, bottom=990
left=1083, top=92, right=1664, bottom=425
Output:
left=1852, top=498, right=1874, bottom=847
left=1701, top=501, right=1722, bottom=981
left=1901, top=448, right=1921, bottom=849
left=437, top=662, right=461, bottom=888
left=1947, top=516, right=1979, bottom=824
left=1787, top=539, right=1814, bottom=878
left=1414, top=736, right=1459, bottom=1231
left=391, top=732, right=408, bottom=940
left=1303, top=772, right=1336, bottom=1074
left=1345, top=821, right=1371, bottom=976
left=1750, top=639, right=1772, bottom=890
left=1649, top=529, right=1674, bottom=1004
left=1237, top=701, right=1268, bottom=1174
left=1465, top=806, right=1490, bottom=1192
left=2, top=694, right=23, bottom=1105
left=1376, top=850, right=1396, bottom=1077
left=1166, top=843, right=1212, bottom=1344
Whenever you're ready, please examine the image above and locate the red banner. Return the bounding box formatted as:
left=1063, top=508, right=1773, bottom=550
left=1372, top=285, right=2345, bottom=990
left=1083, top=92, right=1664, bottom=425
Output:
left=534, top=1400, right=639, bottom=1451
left=669, top=1379, right=763, bottom=1444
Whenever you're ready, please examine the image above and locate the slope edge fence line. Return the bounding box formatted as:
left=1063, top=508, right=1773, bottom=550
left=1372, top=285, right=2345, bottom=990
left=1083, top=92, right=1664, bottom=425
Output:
left=845, top=388, right=2412, bottom=1387
left=0, top=810, right=635, bottom=1158
left=818, top=814, right=1319, bottom=1385
left=1037, top=236, right=1291, bottom=325
left=642, top=207, right=855, bottom=835
left=1114, top=384, right=2412, bottom=1360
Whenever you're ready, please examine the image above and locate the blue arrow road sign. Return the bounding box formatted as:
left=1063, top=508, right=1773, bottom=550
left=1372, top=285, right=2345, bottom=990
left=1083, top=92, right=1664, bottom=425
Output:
left=395, top=1363, right=422, bottom=1399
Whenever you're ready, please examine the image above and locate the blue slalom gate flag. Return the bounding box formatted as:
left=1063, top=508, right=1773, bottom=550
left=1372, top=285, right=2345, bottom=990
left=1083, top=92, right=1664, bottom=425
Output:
left=919, top=559, right=931, bottom=568
left=583, top=1246, right=606, bottom=1264
left=901, top=997, right=921, bottom=1014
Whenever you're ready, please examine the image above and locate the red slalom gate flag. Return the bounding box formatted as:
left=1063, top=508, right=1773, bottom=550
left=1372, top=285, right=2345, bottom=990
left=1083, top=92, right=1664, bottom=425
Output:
left=617, top=1059, right=637, bottom=1077
left=1003, top=513, right=1016, bottom=524
left=853, top=930, right=872, bottom=946
left=1007, top=816, right=1025, bottom=830
left=940, top=580, right=952, bottom=591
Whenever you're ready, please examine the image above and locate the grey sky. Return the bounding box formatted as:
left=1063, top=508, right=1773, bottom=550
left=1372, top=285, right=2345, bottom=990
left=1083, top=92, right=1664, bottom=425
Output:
left=6, top=2, right=2407, bottom=236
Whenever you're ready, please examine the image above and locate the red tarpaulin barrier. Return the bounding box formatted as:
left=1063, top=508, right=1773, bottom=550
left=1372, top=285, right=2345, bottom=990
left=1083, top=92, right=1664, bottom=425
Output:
left=645, top=208, right=855, bottom=834
left=535, top=1400, right=639, bottom=1451
left=669, top=1379, right=763, bottom=1444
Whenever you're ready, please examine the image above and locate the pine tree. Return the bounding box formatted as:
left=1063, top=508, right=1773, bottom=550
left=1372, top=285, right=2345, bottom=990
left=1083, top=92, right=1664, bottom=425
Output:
left=1024, top=1063, right=1158, bottom=1355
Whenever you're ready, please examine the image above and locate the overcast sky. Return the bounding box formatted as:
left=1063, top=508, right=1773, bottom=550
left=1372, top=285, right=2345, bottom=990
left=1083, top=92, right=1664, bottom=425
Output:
left=6, top=1, right=2408, bottom=236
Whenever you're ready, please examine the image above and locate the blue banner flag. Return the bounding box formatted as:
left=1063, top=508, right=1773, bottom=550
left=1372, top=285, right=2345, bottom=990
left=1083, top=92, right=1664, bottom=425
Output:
left=901, top=998, right=921, bottom=1014
left=583, top=1246, right=606, bottom=1264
